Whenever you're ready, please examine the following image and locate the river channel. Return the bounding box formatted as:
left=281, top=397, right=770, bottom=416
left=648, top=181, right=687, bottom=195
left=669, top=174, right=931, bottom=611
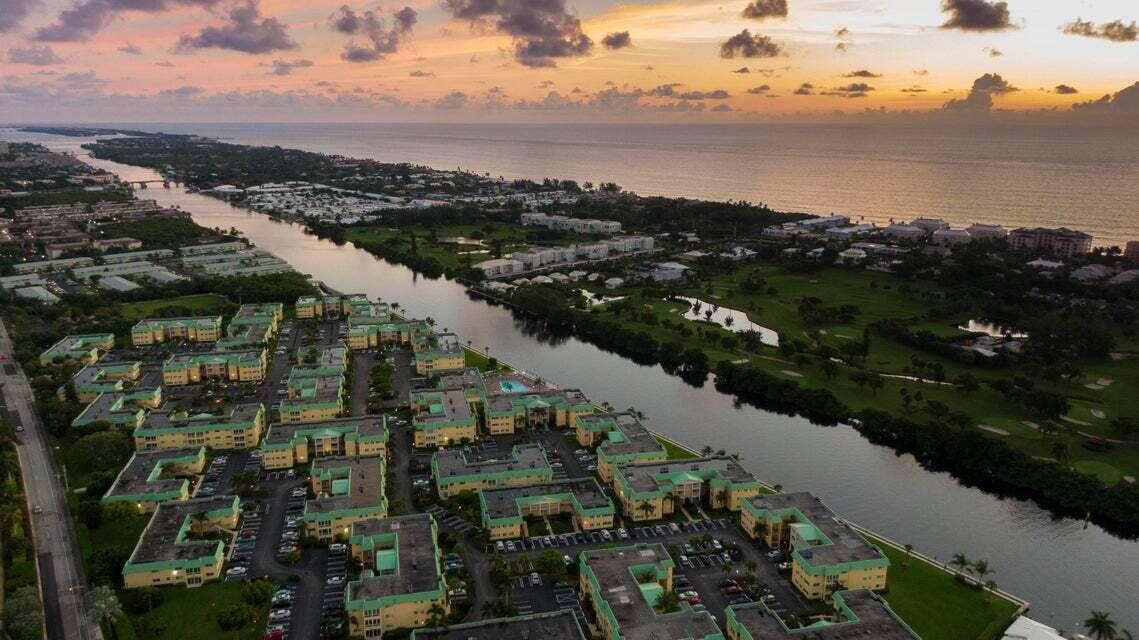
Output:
left=11, top=130, right=1138, bottom=631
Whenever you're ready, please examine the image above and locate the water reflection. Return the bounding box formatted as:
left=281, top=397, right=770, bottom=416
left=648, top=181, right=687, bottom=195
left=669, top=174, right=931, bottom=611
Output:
left=677, top=296, right=780, bottom=346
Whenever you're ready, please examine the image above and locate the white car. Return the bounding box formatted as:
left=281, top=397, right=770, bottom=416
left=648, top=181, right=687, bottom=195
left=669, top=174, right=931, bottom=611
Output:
left=269, top=609, right=292, bottom=621
left=225, top=566, right=247, bottom=576
left=327, top=575, right=345, bottom=585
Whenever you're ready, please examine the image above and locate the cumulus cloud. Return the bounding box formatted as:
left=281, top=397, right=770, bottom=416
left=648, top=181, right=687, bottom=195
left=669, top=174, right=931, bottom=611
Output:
left=984, top=46, right=1003, bottom=57
left=442, top=0, right=593, bottom=68
left=740, top=0, right=786, bottom=21
left=331, top=5, right=417, bottom=62
left=434, top=90, right=468, bottom=109
left=1061, top=18, right=1138, bottom=42
left=822, top=82, right=873, bottom=98
left=833, top=25, right=852, bottom=51
left=266, top=58, right=313, bottom=75
left=1, top=0, right=39, bottom=33
left=793, top=82, right=813, bottom=95
left=746, top=84, right=770, bottom=94
left=1072, top=82, right=1139, bottom=113
left=601, top=31, right=631, bottom=49
left=649, top=84, right=730, bottom=100
left=719, top=29, right=783, bottom=59
left=36, top=0, right=220, bottom=42
left=176, top=2, right=296, bottom=54
left=1053, top=84, right=1078, bottom=95
left=8, top=45, right=64, bottom=65
left=939, top=0, right=1014, bottom=32
left=843, top=69, right=880, bottom=78
left=943, top=72, right=1017, bottom=111
left=409, top=69, right=434, bottom=77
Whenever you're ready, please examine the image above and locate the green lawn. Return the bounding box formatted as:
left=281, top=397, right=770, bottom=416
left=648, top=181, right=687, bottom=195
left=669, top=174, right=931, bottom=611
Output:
left=463, top=347, right=497, bottom=372
left=346, top=223, right=545, bottom=272
left=655, top=435, right=698, bottom=460
left=118, top=294, right=232, bottom=321
left=865, top=534, right=1019, bottom=640
left=120, top=582, right=268, bottom=640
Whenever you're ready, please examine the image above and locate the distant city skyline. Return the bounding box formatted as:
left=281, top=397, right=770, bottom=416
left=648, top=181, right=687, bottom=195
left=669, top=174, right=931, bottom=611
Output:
left=1, top=0, right=1138, bottom=122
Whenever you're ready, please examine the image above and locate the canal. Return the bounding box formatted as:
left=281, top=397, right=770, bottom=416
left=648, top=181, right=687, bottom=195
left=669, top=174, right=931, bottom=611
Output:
left=15, top=130, right=1138, bottom=631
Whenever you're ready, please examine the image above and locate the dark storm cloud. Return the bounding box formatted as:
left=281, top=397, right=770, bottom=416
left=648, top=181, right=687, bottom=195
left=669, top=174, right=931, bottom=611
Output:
left=719, top=29, right=783, bottom=59
left=746, top=84, right=770, bottom=94
left=441, top=0, right=593, bottom=68
left=1073, top=82, right=1139, bottom=113
left=939, top=0, right=1014, bottom=32
left=1053, top=84, right=1078, bottom=95
left=843, top=69, right=880, bottom=78
left=0, top=0, right=39, bottom=33
left=176, top=2, right=296, bottom=54
left=266, top=58, right=313, bottom=75
left=1061, top=18, right=1138, bottom=42
left=331, top=5, right=417, bottom=62
left=36, top=0, right=220, bottom=42
left=942, top=72, right=1017, bottom=111
left=649, top=84, right=731, bottom=100
left=740, top=0, right=786, bottom=21
left=8, top=45, right=64, bottom=65
left=601, top=31, right=631, bottom=49
left=793, top=82, right=813, bottom=95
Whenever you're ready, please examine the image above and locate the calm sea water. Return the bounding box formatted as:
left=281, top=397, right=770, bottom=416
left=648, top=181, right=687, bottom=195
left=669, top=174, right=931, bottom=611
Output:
left=91, top=121, right=1139, bottom=247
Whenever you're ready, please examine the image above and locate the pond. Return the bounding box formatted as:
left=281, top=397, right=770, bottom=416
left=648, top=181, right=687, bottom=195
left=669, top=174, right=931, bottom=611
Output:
left=958, top=319, right=1029, bottom=339
left=677, top=296, right=780, bottom=347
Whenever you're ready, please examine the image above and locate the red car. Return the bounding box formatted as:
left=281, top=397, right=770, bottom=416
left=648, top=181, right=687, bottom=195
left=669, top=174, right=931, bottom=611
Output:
left=722, top=585, right=743, bottom=595
left=263, top=631, right=285, bottom=640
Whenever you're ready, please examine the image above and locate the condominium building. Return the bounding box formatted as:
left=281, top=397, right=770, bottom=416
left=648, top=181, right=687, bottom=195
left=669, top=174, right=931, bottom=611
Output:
left=217, top=303, right=281, bottom=350
left=345, top=514, right=448, bottom=638
left=725, top=589, right=919, bottom=639
left=431, top=443, right=553, bottom=498
left=520, top=212, right=622, bottom=235
left=410, top=388, right=479, bottom=448
left=577, top=412, right=668, bottom=482
left=260, top=416, right=390, bottom=470
left=1008, top=227, right=1093, bottom=257
left=296, top=295, right=324, bottom=319
left=966, top=223, right=1008, bottom=240
left=131, top=316, right=223, bottom=346
left=133, top=403, right=266, bottom=451
left=122, top=495, right=240, bottom=589
left=304, top=456, right=388, bottom=542
left=347, top=318, right=421, bottom=350
left=102, top=447, right=206, bottom=512
left=740, top=493, right=889, bottom=601
left=483, top=388, right=594, bottom=434
left=161, top=349, right=267, bottom=385
left=579, top=544, right=724, bottom=640
left=612, top=457, right=764, bottom=522
left=480, top=477, right=615, bottom=541
left=39, top=333, right=115, bottom=366
left=411, top=610, right=587, bottom=640
left=61, top=361, right=141, bottom=402
left=71, top=387, right=163, bottom=430
left=297, top=294, right=388, bottom=320
left=280, top=366, right=346, bottom=423
left=412, top=332, right=466, bottom=375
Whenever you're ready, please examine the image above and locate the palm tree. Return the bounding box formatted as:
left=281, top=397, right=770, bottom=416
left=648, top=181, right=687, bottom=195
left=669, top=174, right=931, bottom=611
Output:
left=970, top=559, right=991, bottom=585
left=903, top=544, right=914, bottom=567
left=636, top=501, right=657, bottom=520
left=87, top=585, right=123, bottom=637
left=983, top=580, right=998, bottom=601
left=700, top=446, right=713, bottom=457
left=426, top=603, right=447, bottom=629
left=949, top=553, right=969, bottom=575
left=1084, top=611, right=1118, bottom=640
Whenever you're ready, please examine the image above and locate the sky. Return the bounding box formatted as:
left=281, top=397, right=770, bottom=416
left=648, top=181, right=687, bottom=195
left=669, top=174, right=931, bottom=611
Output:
left=1, top=0, right=1138, bottom=122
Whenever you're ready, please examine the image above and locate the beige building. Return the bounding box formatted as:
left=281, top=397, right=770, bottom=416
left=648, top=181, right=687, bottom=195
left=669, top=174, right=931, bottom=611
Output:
left=131, top=317, right=222, bottom=346
left=133, top=403, right=266, bottom=451
left=122, top=495, right=240, bottom=589
left=260, top=416, right=390, bottom=470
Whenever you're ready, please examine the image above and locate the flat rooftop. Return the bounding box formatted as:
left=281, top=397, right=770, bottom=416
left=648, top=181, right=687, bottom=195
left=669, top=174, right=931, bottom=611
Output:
left=616, top=456, right=758, bottom=493
left=164, top=349, right=263, bottom=367
left=140, top=403, right=264, bottom=432
left=104, top=447, right=203, bottom=501
left=481, top=477, right=612, bottom=520
left=133, top=316, right=221, bottom=331
left=434, top=443, right=550, bottom=479
left=584, top=412, right=665, bottom=458
left=411, top=610, right=586, bottom=640
left=484, top=388, right=593, bottom=414
left=348, top=514, right=441, bottom=602
left=412, top=388, right=474, bottom=426
left=582, top=543, right=721, bottom=640
left=306, top=456, right=386, bottom=516
left=128, top=495, right=237, bottom=565
left=745, top=492, right=886, bottom=568
left=728, top=589, right=918, bottom=639
left=263, top=415, right=389, bottom=448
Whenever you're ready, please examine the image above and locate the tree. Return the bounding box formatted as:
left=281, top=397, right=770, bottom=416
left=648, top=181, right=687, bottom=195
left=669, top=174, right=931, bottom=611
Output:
left=1051, top=442, right=1072, bottom=466
left=637, top=501, right=657, bottom=520
left=949, top=553, right=969, bottom=575
left=4, top=586, right=44, bottom=640
left=970, top=559, right=991, bottom=584
left=655, top=590, right=681, bottom=613
left=984, top=580, right=998, bottom=601
left=903, top=544, right=914, bottom=567
left=1084, top=611, right=1118, bottom=640
left=217, top=604, right=256, bottom=631
left=87, top=585, right=124, bottom=636
left=535, top=550, right=568, bottom=580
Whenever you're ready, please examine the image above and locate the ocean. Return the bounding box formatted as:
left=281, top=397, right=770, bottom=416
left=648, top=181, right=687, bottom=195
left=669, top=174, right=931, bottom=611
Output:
left=96, top=121, right=1139, bottom=247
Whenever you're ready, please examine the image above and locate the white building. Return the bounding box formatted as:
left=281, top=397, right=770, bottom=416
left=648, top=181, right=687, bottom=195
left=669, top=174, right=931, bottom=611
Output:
left=644, top=262, right=691, bottom=283
left=910, top=217, right=948, bottom=233
left=604, top=277, right=624, bottom=289
left=520, top=212, right=622, bottom=234
left=838, top=248, right=868, bottom=263
left=932, top=229, right=973, bottom=245
left=825, top=225, right=876, bottom=241
left=966, top=223, right=1008, bottom=240
left=475, top=258, right=525, bottom=278
left=719, top=246, right=757, bottom=261
left=884, top=224, right=926, bottom=240
left=797, top=215, right=850, bottom=230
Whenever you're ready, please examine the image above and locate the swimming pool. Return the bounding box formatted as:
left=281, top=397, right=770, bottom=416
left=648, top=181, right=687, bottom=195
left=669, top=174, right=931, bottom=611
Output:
left=500, top=380, right=531, bottom=393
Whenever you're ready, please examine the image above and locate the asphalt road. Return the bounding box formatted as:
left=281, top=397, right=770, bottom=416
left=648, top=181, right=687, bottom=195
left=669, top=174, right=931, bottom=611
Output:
left=0, top=319, right=102, bottom=640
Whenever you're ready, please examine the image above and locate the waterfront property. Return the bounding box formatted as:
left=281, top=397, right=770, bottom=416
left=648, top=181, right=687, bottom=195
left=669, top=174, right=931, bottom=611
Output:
left=347, top=317, right=423, bottom=350
left=409, top=388, right=478, bottom=448
left=741, top=492, right=889, bottom=601
left=483, top=388, right=595, bottom=434
left=60, top=360, right=141, bottom=402
left=724, top=589, right=919, bottom=639
left=133, top=403, right=266, bottom=451
left=1008, top=227, right=1093, bottom=257
left=102, top=446, right=206, bottom=512
left=431, top=443, right=552, bottom=499
left=39, top=333, right=115, bottom=366
left=121, top=495, right=240, bottom=589
left=131, top=316, right=223, bottom=346
left=260, top=415, right=390, bottom=470
left=579, top=543, right=724, bottom=640
left=161, top=349, right=267, bottom=385
left=411, top=610, right=587, bottom=640
left=577, top=412, right=668, bottom=482
left=217, top=302, right=282, bottom=350
left=611, top=456, right=764, bottom=522
left=304, top=456, right=388, bottom=542
left=412, top=331, right=465, bottom=375
left=71, top=386, right=163, bottom=429
left=297, top=293, right=389, bottom=319
left=345, top=513, right=449, bottom=638
left=479, top=477, right=615, bottom=541
left=279, top=365, right=346, bottom=423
